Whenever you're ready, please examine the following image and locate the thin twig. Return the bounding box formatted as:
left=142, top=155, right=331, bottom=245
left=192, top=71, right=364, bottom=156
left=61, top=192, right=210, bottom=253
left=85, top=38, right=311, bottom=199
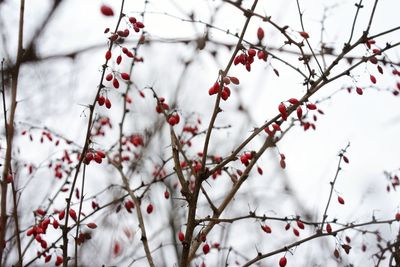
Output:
left=0, top=0, right=25, bottom=265
left=180, top=2, right=259, bottom=266
left=115, top=166, right=156, bottom=267
left=295, top=0, right=324, bottom=75
left=365, top=0, right=379, bottom=34
left=73, top=164, right=87, bottom=267
left=320, top=143, right=350, bottom=231
left=242, top=218, right=397, bottom=266
left=347, top=0, right=363, bottom=45
left=61, top=2, right=126, bottom=266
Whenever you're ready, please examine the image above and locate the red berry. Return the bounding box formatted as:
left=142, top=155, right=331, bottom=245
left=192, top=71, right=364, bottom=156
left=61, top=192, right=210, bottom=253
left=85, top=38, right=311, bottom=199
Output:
left=105, top=73, right=113, bottom=81
left=85, top=152, right=94, bottom=163
left=125, top=200, right=134, bottom=212
left=129, top=17, right=137, bottom=24
left=272, top=123, right=281, bottom=131
left=279, top=256, right=287, bottom=267
left=221, top=89, right=229, bottom=101
left=69, top=209, right=77, bottom=221
left=278, top=103, right=287, bottom=120
left=91, top=201, right=98, bottom=210
left=377, top=65, right=383, bottom=74
left=296, top=106, right=303, bottom=120
left=100, top=5, right=114, bottom=16
left=36, top=226, right=44, bottom=234
left=288, top=98, right=299, bottom=105
left=105, top=98, right=112, bottom=109
left=257, top=50, right=266, bottom=60
left=338, top=196, right=345, bottom=205
left=26, top=228, right=34, bottom=236
left=248, top=49, right=256, bottom=57
left=257, top=27, right=264, bottom=41
left=234, top=56, right=240, bottom=65
left=280, top=159, right=286, bottom=169
left=395, top=213, right=400, bottom=221
left=261, top=225, right=272, bottom=233
left=369, top=56, right=378, bottom=64
left=53, top=219, right=59, bottom=229
left=116, top=55, right=122, bottom=64
left=356, top=87, right=363, bottom=95
left=105, top=50, right=112, bottom=60
left=58, top=210, right=65, bottom=220
left=245, top=153, right=253, bottom=160
left=168, top=116, right=178, bottom=126
left=121, top=73, right=130, bottom=80
left=208, top=82, right=219, bottom=95
left=164, top=190, right=170, bottom=199
left=35, top=209, right=46, bottom=216
left=125, top=95, right=132, bottom=103
left=221, top=87, right=231, bottom=100
left=178, top=231, right=185, bottom=242
left=109, top=34, right=118, bottom=42
left=45, top=255, right=52, bottom=263
left=326, top=223, right=332, bottom=234
left=113, top=242, right=121, bottom=256
left=370, top=75, right=377, bottom=84
left=93, top=154, right=102, bottom=164
left=299, top=31, right=309, bottom=39
left=240, top=155, right=249, bottom=166
left=146, top=204, right=153, bottom=214
left=229, top=76, right=240, bottom=85
left=223, top=77, right=230, bottom=85
left=293, top=228, right=299, bottom=236
left=41, top=240, right=47, bottom=249
left=372, top=48, right=381, bottom=55
left=306, top=103, right=317, bottom=110
left=96, top=151, right=106, bottom=158
left=35, top=234, right=42, bottom=242
left=202, top=243, right=210, bottom=254
left=296, top=220, right=305, bottom=230
left=173, top=114, right=180, bottom=124
left=361, top=244, right=367, bottom=252
left=135, top=21, right=145, bottom=28
left=113, top=78, right=119, bottom=89
left=55, top=256, right=63, bottom=266
left=42, top=217, right=51, bottom=228
left=98, top=96, right=105, bottom=106
left=87, top=223, right=97, bottom=229
left=334, top=249, right=340, bottom=258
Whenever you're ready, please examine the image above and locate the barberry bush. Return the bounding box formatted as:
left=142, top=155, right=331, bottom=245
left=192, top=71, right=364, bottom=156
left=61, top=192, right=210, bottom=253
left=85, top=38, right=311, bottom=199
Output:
left=1, top=0, right=400, bottom=266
